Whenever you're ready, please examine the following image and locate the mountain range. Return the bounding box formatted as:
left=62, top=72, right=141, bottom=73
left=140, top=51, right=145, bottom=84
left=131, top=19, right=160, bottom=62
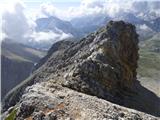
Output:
left=32, top=11, right=160, bottom=49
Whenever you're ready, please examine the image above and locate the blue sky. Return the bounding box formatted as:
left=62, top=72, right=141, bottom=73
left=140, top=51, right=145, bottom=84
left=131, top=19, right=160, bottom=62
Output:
left=18, top=0, right=81, bottom=9
left=16, top=0, right=160, bottom=8
left=20, top=0, right=82, bottom=10
left=0, top=0, right=81, bottom=11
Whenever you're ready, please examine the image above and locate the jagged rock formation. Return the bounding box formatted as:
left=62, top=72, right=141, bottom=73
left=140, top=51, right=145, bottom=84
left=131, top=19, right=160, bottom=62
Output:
left=2, top=21, right=160, bottom=119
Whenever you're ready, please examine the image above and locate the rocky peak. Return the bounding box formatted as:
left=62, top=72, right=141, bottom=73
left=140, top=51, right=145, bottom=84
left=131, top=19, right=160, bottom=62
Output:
left=62, top=21, right=139, bottom=99
left=2, top=21, right=159, bottom=119
left=97, top=21, right=139, bottom=88
left=3, top=21, right=139, bottom=109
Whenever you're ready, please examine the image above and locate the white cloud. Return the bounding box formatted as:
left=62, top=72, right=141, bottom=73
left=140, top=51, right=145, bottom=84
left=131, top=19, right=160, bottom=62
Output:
left=1, top=1, right=72, bottom=45
left=65, top=0, right=105, bottom=19
left=60, top=32, right=73, bottom=40
left=30, top=31, right=72, bottom=42
left=34, top=0, right=105, bottom=20
left=1, top=1, right=33, bottom=43
left=0, top=29, right=6, bottom=41
left=1, top=0, right=160, bottom=44
left=64, top=0, right=134, bottom=19
left=64, top=0, right=160, bottom=20
left=81, top=0, right=104, bottom=8
left=31, top=31, right=59, bottom=42
left=37, top=3, right=57, bottom=18
left=35, top=2, right=65, bottom=20
left=139, top=24, right=152, bottom=31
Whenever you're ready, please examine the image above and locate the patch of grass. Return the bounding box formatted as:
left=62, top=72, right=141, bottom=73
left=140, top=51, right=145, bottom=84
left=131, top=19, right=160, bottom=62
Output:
left=138, top=34, right=160, bottom=82
left=5, top=108, right=17, bottom=120
left=138, top=49, right=160, bottom=79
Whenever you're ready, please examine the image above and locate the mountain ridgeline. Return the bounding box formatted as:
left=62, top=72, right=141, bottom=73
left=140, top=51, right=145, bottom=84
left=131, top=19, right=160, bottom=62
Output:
left=27, top=11, right=160, bottom=50
left=2, top=21, right=160, bottom=120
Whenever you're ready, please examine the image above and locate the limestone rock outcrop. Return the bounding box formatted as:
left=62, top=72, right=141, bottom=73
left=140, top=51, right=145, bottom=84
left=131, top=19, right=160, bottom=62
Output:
left=62, top=21, right=139, bottom=99
left=3, top=21, right=160, bottom=119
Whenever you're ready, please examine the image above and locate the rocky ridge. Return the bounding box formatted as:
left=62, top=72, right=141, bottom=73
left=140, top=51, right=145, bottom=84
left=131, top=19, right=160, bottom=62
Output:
left=2, top=21, right=160, bottom=119
left=4, top=81, right=158, bottom=120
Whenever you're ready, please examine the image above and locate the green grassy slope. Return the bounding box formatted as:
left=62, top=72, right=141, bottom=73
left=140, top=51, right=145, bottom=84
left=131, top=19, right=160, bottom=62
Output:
left=138, top=33, right=160, bottom=96
left=1, top=41, right=46, bottom=62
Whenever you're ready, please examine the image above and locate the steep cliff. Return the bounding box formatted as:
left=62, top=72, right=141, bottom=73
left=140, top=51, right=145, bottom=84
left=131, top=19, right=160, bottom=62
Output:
left=1, top=55, right=33, bottom=98
left=1, top=41, right=46, bottom=98
left=2, top=21, right=160, bottom=120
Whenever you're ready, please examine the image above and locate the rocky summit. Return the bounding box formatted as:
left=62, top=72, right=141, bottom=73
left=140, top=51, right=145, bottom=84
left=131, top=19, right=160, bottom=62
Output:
left=2, top=21, right=159, bottom=120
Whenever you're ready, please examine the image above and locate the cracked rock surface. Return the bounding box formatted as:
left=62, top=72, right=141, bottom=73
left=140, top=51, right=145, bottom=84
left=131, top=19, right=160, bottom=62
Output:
left=4, top=82, right=159, bottom=120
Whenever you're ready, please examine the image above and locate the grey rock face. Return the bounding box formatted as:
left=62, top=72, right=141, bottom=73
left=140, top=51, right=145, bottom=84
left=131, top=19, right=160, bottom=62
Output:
left=6, top=82, right=159, bottom=120
left=34, top=40, right=75, bottom=71
left=17, top=102, right=35, bottom=118
left=32, top=111, right=45, bottom=120
left=61, top=21, right=139, bottom=100
left=2, top=21, right=160, bottom=119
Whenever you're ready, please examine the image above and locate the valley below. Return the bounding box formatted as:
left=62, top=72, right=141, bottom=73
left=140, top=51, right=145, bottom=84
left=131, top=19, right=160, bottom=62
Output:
left=138, top=33, right=160, bottom=97
left=1, top=40, right=46, bottom=98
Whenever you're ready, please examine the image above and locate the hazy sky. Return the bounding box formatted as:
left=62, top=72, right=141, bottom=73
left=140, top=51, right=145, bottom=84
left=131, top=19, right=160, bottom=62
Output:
left=1, top=0, right=81, bottom=11
left=1, top=0, right=159, bottom=19
left=1, top=0, right=160, bottom=42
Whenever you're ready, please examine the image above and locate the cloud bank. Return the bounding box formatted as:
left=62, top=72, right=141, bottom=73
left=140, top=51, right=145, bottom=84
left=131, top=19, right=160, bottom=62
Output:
left=64, top=0, right=160, bottom=19
left=31, top=31, right=72, bottom=42
left=2, top=2, right=31, bottom=42
left=36, top=3, right=57, bottom=18
left=1, top=1, right=72, bottom=44
left=1, top=0, right=160, bottom=44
